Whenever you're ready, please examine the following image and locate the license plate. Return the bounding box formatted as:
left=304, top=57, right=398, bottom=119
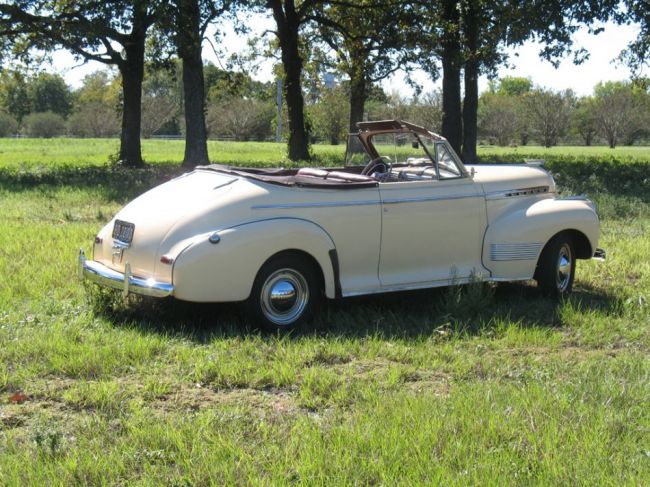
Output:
left=112, top=220, right=135, bottom=244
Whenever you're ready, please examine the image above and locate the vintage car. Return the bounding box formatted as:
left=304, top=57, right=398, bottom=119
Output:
left=79, top=120, right=604, bottom=330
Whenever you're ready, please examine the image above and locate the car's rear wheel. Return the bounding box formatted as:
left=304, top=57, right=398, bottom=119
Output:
left=247, top=254, right=321, bottom=331
left=535, top=233, right=575, bottom=298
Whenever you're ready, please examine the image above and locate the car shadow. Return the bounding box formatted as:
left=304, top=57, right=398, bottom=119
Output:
left=91, top=280, right=621, bottom=342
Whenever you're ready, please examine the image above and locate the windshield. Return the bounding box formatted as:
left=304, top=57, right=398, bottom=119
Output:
left=371, top=132, right=435, bottom=165
left=344, top=135, right=371, bottom=166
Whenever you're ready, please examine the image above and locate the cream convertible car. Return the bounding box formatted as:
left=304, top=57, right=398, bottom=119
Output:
left=80, top=120, right=604, bottom=330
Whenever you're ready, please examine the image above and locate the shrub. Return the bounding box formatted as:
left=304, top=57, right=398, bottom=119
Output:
left=206, top=97, right=274, bottom=141
left=476, top=153, right=650, bottom=199
left=22, top=111, right=65, bottom=138
left=0, top=112, right=18, bottom=136
left=67, top=102, right=120, bottom=137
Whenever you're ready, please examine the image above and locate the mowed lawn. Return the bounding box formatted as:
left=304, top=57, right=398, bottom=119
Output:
left=1, top=137, right=649, bottom=169
left=1, top=139, right=649, bottom=484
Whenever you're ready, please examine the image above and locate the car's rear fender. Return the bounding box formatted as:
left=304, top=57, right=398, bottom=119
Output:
left=483, top=197, right=600, bottom=280
left=171, top=218, right=337, bottom=302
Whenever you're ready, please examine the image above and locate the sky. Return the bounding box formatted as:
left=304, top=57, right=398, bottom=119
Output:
left=49, top=18, right=640, bottom=98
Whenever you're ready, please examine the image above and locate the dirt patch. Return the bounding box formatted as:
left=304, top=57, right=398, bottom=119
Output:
left=406, top=378, right=451, bottom=396
left=153, top=385, right=299, bottom=416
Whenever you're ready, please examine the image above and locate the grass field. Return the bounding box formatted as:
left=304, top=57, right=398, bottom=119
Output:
left=1, top=137, right=649, bottom=169
left=1, top=139, right=649, bottom=483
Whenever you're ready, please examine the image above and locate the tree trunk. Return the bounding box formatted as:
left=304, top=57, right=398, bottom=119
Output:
left=608, top=133, right=616, bottom=148
left=349, top=64, right=366, bottom=132
left=118, top=34, right=145, bottom=167
left=269, top=0, right=310, bottom=161
left=440, top=0, right=462, bottom=156
left=461, top=1, right=478, bottom=163
left=178, top=0, right=209, bottom=168
left=462, top=59, right=478, bottom=162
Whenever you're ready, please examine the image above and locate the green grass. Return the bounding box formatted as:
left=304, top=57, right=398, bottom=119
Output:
left=0, top=137, right=648, bottom=170
left=1, top=139, right=649, bottom=483
left=478, top=143, right=650, bottom=162
left=0, top=138, right=346, bottom=169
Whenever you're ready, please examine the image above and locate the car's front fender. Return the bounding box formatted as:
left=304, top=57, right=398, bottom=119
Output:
left=483, top=197, right=600, bottom=280
left=171, top=218, right=337, bottom=302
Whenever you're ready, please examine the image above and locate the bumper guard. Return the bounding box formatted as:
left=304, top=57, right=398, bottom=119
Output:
left=593, top=248, right=606, bottom=261
left=78, top=249, right=174, bottom=298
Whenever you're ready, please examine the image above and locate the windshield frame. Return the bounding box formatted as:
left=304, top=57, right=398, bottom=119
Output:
left=345, top=120, right=470, bottom=179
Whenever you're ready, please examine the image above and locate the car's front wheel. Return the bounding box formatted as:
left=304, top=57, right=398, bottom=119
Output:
left=535, top=233, right=575, bottom=298
left=247, top=253, right=321, bottom=331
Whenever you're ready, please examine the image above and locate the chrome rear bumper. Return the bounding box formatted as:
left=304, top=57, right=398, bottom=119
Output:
left=78, top=249, right=173, bottom=298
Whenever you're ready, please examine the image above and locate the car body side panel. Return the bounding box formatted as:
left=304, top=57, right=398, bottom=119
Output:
left=377, top=178, right=488, bottom=285
left=172, top=218, right=337, bottom=302
left=248, top=186, right=382, bottom=296
left=483, top=198, right=600, bottom=279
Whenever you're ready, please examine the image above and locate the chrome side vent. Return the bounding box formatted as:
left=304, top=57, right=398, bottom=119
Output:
left=491, top=243, right=542, bottom=261
left=486, top=186, right=550, bottom=200
left=502, top=186, right=549, bottom=197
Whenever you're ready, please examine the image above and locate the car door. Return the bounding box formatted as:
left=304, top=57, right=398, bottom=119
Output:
left=378, top=143, right=488, bottom=287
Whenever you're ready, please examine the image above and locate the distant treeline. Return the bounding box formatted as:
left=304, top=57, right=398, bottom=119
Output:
left=1, top=67, right=648, bottom=149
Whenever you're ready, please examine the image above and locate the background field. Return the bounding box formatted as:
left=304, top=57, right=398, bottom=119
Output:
left=1, top=137, right=650, bottom=169
left=1, top=139, right=649, bottom=484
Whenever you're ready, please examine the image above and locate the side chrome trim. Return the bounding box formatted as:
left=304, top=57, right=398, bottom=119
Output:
left=490, top=243, right=542, bottom=261
left=252, top=200, right=380, bottom=210
left=556, top=195, right=589, bottom=201
left=79, top=249, right=174, bottom=298
left=485, top=186, right=550, bottom=200
left=342, top=274, right=491, bottom=297
left=253, top=192, right=482, bottom=210
left=381, top=192, right=480, bottom=205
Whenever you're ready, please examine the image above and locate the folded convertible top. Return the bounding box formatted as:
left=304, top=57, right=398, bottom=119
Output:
left=198, top=164, right=379, bottom=189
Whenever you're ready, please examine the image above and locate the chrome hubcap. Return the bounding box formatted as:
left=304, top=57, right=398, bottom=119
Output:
left=260, top=269, right=309, bottom=325
left=556, top=244, right=573, bottom=292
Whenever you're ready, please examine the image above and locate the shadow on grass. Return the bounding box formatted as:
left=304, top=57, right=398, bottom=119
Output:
left=88, top=280, right=621, bottom=343
left=0, top=164, right=186, bottom=202
left=3, top=157, right=649, bottom=203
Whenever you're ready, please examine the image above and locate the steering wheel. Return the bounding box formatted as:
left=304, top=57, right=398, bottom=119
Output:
left=361, top=156, right=392, bottom=176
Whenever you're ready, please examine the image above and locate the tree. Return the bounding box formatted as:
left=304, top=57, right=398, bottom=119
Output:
left=592, top=81, right=642, bottom=148
left=27, top=72, right=72, bottom=117
left=618, top=0, right=650, bottom=78
left=205, top=64, right=273, bottom=102
left=525, top=88, right=575, bottom=147
left=140, top=64, right=182, bottom=138
left=309, top=84, right=349, bottom=144
left=496, top=76, right=533, bottom=97
left=1, top=0, right=162, bottom=166
left=572, top=96, right=598, bottom=146
left=408, top=91, right=443, bottom=133
left=170, top=0, right=232, bottom=167
left=313, top=0, right=420, bottom=131
left=67, top=102, right=121, bottom=137
left=266, top=0, right=312, bottom=161
left=478, top=92, right=521, bottom=146
left=0, top=70, right=30, bottom=121
left=207, top=96, right=274, bottom=140
left=426, top=0, right=617, bottom=160
left=75, top=71, right=120, bottom=105
left=67, top=70, right=120, bottom=137
left=0, top=111, right=19, bottom=136
left=23, top=111, right=65, bottom=137
left=439, top=0, right=462, bottom=155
